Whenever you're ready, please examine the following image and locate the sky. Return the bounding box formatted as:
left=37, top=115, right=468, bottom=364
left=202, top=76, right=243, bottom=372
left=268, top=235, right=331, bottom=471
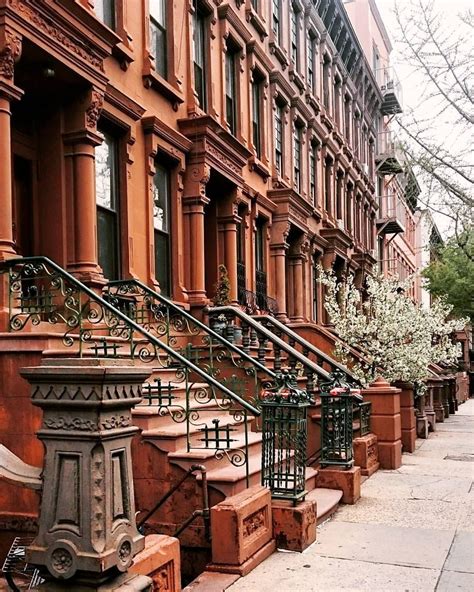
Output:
left=374, top=0, right=472, bottom=239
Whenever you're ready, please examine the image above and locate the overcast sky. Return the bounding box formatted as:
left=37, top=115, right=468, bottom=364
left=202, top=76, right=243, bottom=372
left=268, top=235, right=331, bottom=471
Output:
left=374, top=0, right=472, bottom=238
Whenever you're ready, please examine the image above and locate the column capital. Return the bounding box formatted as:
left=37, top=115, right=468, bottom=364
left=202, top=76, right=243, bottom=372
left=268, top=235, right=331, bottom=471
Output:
left=0, top=28, right=22, bottom=82
left=0, top=79, right=23, bottom=102
left=62, top=129, right=104, bottom=148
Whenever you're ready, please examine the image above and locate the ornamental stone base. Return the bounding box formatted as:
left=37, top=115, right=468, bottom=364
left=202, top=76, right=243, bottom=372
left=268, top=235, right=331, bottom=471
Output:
left=21, top=358, right=152, bottom=588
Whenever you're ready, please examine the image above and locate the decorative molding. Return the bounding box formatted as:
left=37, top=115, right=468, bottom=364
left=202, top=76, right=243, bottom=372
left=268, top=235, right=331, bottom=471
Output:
left=7, top=0, right=105, bottom=74
left=0, top=29, right=22, bottom=80
left=105, top=84, right=145, bottom=122
left=86, top=89, right=104, bottom=129
left=243, top=507, right=267, bottom=538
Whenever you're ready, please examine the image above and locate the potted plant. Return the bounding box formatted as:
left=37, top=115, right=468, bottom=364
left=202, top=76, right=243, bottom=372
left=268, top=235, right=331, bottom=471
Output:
left=211, top=264, right=231, bottom=336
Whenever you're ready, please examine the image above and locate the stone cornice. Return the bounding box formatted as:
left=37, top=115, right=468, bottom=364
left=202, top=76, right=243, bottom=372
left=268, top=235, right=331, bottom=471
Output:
left=143, top=116, right=192, bottom=154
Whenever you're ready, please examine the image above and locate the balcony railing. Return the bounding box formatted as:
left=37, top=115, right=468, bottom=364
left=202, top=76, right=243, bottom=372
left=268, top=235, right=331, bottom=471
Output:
left=237, top=261, right=246, bottom=303
left=377, top=67, right=403, bottom=115
left=376, top=192, right=406, bottom=236
left=376, top=130, right=404, bottom=174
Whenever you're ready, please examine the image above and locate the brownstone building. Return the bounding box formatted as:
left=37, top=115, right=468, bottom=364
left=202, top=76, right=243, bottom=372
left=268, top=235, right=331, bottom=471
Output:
left=0, top=0, right=416, bottom=579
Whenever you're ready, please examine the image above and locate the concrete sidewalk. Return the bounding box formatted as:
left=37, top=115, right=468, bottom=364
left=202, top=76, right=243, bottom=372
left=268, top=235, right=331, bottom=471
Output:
left=229, top=399, right=474, bottom=592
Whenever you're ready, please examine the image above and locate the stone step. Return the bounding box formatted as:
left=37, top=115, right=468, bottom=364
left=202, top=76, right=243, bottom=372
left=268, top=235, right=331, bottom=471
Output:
left=141, top=413, right=254, bottom=453
left=183, top=571, right=240, bottom=592
left=167, top=430, right=263, bottom=472
left=195, top=449, right=318, bottom=499
left=306, top=487, right=343, bottom=524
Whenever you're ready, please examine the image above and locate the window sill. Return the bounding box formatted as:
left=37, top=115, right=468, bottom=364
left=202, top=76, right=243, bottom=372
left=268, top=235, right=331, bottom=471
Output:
left=269, top=41, right=289, bottom=70
left=320, top=109, right=334, bottom=132
left=112, top=41, right=134, bottom=71
left=245, top=6, right=267, bottom=41
left=305, top=91, right=320, bottom=114
left=249, top=156, right=271, bottom=180
left=143, top=69, right=184, bottom=110
left=289, top=66, right=305, bottom=93
left=271, top=175, right=290, bottom=190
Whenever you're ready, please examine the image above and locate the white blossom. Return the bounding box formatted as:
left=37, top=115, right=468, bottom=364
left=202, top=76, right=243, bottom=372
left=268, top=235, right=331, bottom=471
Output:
left=318, top=267, right=467, bottom=387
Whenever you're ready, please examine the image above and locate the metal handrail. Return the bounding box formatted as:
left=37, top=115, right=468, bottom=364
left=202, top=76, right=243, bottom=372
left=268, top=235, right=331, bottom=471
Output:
left=210, top=305, right=331, bottom=382
left=0, top=257, right=260, bottom=417
left=107, top=278, right=276, bottom=382
left=255, top=315, right=360, bottom=385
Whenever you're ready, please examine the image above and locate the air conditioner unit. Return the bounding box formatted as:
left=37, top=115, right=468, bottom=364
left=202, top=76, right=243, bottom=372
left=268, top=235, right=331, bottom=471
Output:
left=362, top=163, right=370, bottom=175
left=336, top=218, right=344, bottom=230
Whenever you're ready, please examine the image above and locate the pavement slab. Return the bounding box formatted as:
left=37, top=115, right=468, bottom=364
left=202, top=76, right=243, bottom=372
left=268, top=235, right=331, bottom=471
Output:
left=228, top=555, right=440, bottom=592
left=313, top=521, right=454, bottom=569
left=229, top=398, right=474, bottom=592
left=436, top=570, right=474, bottom=591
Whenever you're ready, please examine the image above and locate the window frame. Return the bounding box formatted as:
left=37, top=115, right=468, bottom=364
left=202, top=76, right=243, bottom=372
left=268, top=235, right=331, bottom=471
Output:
left=274, top=102, right=284, bottom=176
left=192, top=1, right=207, bottom=110
left=293, top=123, right=302, bottom=193
left=152, top=159, right=173, bottom=296
left=225, top=41, right=239, bottom=136
left=95, top=128, right=121, bottom=281
left=149, top=0, right=168, bottom=79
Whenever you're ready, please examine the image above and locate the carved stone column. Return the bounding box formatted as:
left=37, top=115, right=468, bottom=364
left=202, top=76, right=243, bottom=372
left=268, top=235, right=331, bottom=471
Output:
left=64, top=88, right=105, bottom=286
left=218, top=194, right=242, bottom=304
left=0, top=29, right=23, bottom=260
left=288, top=235, right=309, bottom=322
left=21, top=359, right=153, bottom=591
left=183, top=163, right=210, bottom=305
left=270, top=222, right=289, bottom=320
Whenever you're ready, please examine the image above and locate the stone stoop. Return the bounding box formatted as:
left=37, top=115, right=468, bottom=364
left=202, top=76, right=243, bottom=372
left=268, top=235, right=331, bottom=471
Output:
left=130, top=534, right=181, bottom=592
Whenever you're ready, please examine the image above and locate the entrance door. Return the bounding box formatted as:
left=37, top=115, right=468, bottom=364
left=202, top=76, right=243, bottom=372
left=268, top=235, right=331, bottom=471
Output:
left=12, top=155, right=35, bottom=257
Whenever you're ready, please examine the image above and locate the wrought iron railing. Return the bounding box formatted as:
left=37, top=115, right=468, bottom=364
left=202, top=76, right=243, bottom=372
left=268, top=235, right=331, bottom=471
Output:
left=260, top=372, right=314, bottom=504
left=319, top=371, right=363, bottom=468
left=0, top=257, right=260, bottom=478
left=237, top=261, right=246, bottom=303
left=106, top=278, right=277, bottom=406
left=357, top=401, right=372, bottom=436
left=238, top=288, right=278, bottom=315
left=209, top=305, right=332, bottom=400
left=255, top=315, right=360, bottom=385
left=254, top=269, right=277, bottom=314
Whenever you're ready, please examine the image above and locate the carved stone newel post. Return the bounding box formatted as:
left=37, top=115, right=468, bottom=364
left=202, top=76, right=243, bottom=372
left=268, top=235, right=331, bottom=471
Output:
left=20, top=359, right=152, bottom=590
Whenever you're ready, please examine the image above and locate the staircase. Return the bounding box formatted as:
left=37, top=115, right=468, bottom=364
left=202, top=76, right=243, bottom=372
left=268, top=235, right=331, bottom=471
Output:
left=0, top=257, right=363, bottom=551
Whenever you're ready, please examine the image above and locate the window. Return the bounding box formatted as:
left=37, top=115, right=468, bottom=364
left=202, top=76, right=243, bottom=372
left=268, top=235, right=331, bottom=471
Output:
left=193, top=2, right=206, bottom=109
left=290, top=6, right=298, bottom=66
left=346, top=184, right=353, bottom=233
left=225, top=45, right=238, bottom=135
left=344, top=95, right=351, bottom=140
left=252, top=76, right=263, bottom=158
left=323, top=57, right=331, bottom=109
left=255, top=218, right=267, bottom=309
left=312, top=255, right=319, bottom=322
left=272, top=0, right=281, bottom=44
left=307, top=33, right=315, bottom=92
left=153, top=162, right=171, bottom=296
left=95, top=0, right=115, bottom=29
left=150, top=0, right=167, bottom=78
left=309, top=143, right=317, bottom=203
left=293, top=124, right=302, bottom=192
left=274, top=104, right=283, bottom=174
left=251, top=0, right=259, bottom=10
left=324, top=157, right=332, bottom=214
left=96, top=131, right=120, bottom=280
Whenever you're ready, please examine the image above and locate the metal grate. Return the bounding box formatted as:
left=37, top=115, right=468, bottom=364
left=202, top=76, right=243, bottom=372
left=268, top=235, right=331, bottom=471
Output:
left=2, top=537, right=44, bottom=590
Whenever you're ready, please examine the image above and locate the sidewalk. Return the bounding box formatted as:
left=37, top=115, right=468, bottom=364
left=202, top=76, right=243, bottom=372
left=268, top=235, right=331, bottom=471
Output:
left=229, top=399, right=474, bottom=592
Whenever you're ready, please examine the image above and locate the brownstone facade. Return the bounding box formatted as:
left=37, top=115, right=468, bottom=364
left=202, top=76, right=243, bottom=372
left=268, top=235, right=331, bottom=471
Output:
left=0, top=0, right=382, bottom=315
left=0, top=0, right=395, bottom=540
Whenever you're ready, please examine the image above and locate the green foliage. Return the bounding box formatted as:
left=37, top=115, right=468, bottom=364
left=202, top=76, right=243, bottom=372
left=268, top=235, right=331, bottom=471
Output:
left=422, top=231, right=474, bottom=325
left=213, top=264, right=231, bottom=306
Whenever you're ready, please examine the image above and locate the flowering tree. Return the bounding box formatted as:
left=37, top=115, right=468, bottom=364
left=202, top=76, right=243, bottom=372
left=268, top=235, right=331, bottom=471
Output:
left=318, top=268, right=466, bottom=387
